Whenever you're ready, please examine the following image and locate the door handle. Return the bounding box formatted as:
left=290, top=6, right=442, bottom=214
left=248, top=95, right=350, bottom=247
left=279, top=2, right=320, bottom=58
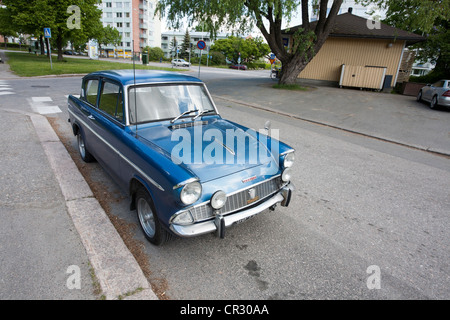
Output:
left=87, top=115, right=95, bottom=121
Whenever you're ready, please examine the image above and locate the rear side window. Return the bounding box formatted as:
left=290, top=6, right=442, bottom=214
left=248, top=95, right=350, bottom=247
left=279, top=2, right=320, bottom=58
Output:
left=99, top=81, right=124, bottom=123
left=85, top=79, right=99, bottom=106
left=432, top=81, right=445, bottom=88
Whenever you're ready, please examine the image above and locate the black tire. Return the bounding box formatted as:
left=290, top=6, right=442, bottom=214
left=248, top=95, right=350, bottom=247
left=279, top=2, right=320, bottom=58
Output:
left=77, top=131, right=95, bottom=163
left=417, top=90, right=422, bottom=102
left=430, top=95, right=438, bottom=109
left=136, top=187, right=172, bottom=246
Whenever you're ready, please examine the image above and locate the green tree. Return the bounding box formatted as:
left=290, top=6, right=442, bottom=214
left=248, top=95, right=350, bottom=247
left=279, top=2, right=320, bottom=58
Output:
left=211, top=36, right=270, bottom=64
left=144, top=46, right=165, bottom=61
left=180, top=29, right=191, bottom=60
left=95, top=25, right=122, bottom=58
left=157, top=0, right=345, bottom=84
left=4, top=0, right=103, bottom=61
left=0, top=7, right=18, bottom=49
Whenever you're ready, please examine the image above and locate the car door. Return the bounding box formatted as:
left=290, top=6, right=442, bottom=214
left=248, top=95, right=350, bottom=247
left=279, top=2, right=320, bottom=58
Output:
left=425, top=81, right=444, bottom=100
left=89, top=79, right=125, bottom=184
left=79, top=77, right=103, bottom=158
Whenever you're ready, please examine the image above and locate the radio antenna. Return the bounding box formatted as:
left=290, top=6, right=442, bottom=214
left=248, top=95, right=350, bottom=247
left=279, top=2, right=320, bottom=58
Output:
left=132, top=40, right=138, bottom=137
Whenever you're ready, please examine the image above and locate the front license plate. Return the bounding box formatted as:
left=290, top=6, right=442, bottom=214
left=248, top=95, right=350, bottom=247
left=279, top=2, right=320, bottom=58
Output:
left=234, top=215, right=255, bottom=225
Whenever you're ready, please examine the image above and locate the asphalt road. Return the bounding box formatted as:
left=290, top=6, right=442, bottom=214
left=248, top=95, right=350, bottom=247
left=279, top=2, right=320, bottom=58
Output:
left=1, top=67, right=449, bottom=300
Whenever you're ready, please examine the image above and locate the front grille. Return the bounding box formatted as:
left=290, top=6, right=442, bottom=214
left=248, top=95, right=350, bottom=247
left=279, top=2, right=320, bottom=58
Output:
left=187, top=176, right=282, bottom=222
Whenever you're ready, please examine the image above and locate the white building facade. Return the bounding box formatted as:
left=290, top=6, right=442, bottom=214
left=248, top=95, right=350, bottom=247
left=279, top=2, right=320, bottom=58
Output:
left=99, top=0, right=161, bottom=58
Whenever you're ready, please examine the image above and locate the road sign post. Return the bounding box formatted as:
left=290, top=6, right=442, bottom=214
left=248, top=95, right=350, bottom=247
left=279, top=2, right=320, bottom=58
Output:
left=197, top=40, right=206, bottom=78
left=44, top=28, right=52, bottom=70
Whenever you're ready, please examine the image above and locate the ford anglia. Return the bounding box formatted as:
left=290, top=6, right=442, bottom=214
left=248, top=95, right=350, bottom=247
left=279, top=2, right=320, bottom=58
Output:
left=68, top=70, right=294, bottom=245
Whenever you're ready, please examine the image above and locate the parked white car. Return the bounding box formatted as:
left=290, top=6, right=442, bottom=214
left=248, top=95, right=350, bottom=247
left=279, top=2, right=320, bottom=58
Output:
left=417, top=80, right=450, bottom=109
left=171, top=59, right=191, bottom=67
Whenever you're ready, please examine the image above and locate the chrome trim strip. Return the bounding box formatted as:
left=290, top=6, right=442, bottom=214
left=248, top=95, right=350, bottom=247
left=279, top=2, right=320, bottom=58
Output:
left=280, top=149, right=295, bottom=156
left=68, top=108, right=165, bottom=192
left=213, top=137, right=235, bottom=156
left=173, top=177, right=199, bottom=190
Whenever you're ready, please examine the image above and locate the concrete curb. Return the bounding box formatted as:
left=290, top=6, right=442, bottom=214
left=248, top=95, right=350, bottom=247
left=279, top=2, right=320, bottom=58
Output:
left=29, top=113, right=158, bottom=300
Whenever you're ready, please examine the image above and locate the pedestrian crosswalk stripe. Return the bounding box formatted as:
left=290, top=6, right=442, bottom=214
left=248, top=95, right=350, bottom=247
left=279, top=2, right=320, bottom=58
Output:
left=0, top=81, right=15, bottom=95
left=28, top=97, right=62, bottom=115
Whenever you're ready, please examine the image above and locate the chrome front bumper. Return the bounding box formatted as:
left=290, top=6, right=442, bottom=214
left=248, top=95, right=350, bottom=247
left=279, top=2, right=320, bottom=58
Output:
left=170, top=184, right=294, bottom=238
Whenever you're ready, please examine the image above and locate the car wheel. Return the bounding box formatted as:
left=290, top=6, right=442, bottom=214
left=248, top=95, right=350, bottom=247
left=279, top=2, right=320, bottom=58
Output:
left=430, top=95, right=438, bottom=109
left=417, top=90, right=422, bottom=102
left=77, top=131, right=95, bottom=163
left=136, top=187, right=172, bottom=245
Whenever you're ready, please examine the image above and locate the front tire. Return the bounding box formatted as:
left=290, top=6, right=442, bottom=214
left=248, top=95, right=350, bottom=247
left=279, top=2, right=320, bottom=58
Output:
left=430, top=95, right=438, bottom=109
left=417, top=90, right=422, bottom=102
left=136, top=188, right=172, bottom=246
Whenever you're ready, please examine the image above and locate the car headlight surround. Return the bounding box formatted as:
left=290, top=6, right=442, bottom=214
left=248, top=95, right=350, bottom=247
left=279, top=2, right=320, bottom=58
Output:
left=180, top=181, right=202, bottom=205
left=282, top=168, right=292, bottom=182
left=210, top=190, right=227, bottom=210
left=282, top=152, right=295, bottom=168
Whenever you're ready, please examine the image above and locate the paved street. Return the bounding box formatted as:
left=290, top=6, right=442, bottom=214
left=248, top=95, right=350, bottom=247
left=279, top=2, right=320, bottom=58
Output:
left=0, top=59, right=449, bottom=300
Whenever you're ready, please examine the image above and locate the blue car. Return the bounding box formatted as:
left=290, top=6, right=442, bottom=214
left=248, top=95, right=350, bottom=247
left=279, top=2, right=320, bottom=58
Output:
left=68, top=70, right=294, bottom=245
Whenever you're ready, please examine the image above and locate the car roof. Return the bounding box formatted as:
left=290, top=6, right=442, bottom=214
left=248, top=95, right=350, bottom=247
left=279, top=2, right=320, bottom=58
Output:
left=84, top=69, right=202, bottom=86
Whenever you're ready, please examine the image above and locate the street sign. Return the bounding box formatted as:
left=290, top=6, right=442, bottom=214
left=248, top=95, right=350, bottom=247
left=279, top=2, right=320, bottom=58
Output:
left=44, top=28, right=52, bottom=39
left=197, top=40, right=206, bottom=50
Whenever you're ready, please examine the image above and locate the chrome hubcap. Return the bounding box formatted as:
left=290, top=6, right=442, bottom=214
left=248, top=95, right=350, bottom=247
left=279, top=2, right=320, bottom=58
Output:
left=137, top=198, right=155, bottom=238
left=77, top=134, right=85, bottom=158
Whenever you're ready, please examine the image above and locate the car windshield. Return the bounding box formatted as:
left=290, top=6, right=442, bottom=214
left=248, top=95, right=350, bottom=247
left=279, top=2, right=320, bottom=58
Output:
left=128, top=84, right=215, bottom=124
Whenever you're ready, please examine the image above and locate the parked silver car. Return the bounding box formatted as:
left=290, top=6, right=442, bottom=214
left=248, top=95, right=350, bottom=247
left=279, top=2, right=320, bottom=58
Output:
left=171, top=59, right=191, bottom=67
left=417, top=80, right=450, bottom=109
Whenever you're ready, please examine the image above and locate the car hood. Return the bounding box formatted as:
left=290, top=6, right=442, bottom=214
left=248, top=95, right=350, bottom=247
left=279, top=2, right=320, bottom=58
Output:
left=136, top=118, right=279, bottom=182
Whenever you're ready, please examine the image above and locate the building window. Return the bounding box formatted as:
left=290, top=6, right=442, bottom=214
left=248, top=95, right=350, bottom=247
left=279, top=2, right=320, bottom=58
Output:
left=116, top=2, right=123, bottom=8
left=117, top=22, right=123, bottom=28
left=126, top=22, right=130, bottom=28
left=117, top=12, right=122, bottom=18
left=105, top=2, right=112, bottom=8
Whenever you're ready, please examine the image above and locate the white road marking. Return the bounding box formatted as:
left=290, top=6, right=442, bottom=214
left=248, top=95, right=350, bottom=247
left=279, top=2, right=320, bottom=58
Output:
left=28, top=97, right=62, bottom=115
left=0, top=81, right=15, bottom=95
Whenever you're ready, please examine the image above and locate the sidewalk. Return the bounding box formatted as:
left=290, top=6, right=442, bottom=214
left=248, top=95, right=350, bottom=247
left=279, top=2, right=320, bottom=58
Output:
left=0, top=53, right=158, bottom=300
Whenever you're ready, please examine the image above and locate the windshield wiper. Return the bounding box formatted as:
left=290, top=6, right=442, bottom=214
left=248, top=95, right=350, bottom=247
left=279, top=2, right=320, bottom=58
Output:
left=170, top=109, right=199, bottom=123
left=192, top=109, right=215, bottom=120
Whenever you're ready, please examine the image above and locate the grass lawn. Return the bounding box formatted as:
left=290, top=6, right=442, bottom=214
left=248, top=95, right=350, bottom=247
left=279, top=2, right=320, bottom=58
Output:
left=272, top=83, right=308, bottom=91
left=6, top=52, right=182, bottom=77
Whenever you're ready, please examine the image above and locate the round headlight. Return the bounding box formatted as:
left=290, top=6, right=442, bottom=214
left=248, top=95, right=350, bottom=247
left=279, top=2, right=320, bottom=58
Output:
left=180, top=181, right=202, bottom=205
left=283, top=152, right=295, bottom=168
left=211, top=190, right=227, bottom=210
left=282, top=168, right=292, bottom=182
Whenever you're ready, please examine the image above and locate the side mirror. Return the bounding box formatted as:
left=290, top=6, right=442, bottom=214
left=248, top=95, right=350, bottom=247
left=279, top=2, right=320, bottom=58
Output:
left=264, top=120, right=271, bottom=132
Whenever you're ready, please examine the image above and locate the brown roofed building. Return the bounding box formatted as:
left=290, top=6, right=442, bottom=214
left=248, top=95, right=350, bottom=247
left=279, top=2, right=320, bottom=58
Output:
left=282, top=11, right=426, bottom=89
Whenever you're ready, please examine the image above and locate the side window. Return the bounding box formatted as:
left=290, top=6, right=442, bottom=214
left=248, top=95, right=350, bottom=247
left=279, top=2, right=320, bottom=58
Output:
left=85, top=79, right=99, bottom=106
left=99, top=81, right=124, bottom=123
left=432, top=81, right=444, bottom=88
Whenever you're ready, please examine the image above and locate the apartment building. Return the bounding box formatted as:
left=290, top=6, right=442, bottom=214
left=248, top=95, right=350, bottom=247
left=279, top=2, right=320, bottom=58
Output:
left=99, top=0, right=161, bottom=57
